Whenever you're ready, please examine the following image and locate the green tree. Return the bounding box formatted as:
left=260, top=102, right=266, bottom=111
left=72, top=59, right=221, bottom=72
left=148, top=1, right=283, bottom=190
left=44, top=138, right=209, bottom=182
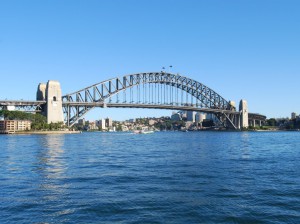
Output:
left=266, top=118, right=276, bottom=126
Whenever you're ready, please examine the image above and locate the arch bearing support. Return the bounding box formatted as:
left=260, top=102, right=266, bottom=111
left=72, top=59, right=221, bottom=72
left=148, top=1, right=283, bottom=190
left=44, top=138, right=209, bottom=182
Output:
left=62, top=72, right=237, bottom=128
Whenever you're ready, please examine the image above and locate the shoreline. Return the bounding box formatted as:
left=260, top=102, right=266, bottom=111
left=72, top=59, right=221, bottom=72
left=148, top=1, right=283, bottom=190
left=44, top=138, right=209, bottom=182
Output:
left=1, top=129, right=298, bottom=135
left=1, top=130, right=81, bottom=135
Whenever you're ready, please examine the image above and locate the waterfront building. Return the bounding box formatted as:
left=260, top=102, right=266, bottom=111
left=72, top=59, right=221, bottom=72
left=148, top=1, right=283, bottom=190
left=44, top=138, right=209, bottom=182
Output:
left=195, top=112, right=206, bottom=123
left=78, top=118, right=85, bottom=126
left=187, top=111, right=196, bottom=122
left=88, top=121, right=97, bottom=130
left=17, top=120, right=32, bottom=131
left=0, top=120, right=31, bottom=133
left=148, top=119, right=156, bottom=126
left=185, top=121, right=193, bottom=129
left=97, top=119, right=106, bottom=130
left=291, top=112, right=297, bottom=120
left=105, top=118, right=112, bottom=128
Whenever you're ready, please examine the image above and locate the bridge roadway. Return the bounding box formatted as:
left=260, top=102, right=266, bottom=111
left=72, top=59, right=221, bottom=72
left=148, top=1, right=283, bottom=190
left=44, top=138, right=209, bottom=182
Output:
left=0, top=100, right=46, bottom=112
left=0, top=100, right=46, bottom=106
left=0, top=100, right=266, bottom=121
left=63, top=101, right=237, bottom=114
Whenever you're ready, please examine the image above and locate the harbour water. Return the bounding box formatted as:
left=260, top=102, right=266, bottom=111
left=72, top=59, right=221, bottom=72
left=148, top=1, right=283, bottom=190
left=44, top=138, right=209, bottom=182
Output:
left=1, top=131, right=300, bottom=223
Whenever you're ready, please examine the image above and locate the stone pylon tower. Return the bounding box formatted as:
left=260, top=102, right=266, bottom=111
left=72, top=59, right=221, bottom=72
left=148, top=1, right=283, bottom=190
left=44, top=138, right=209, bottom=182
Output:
left=239, top=99, right=249, bottom=128
left=36, top=83, right=47, bottom=117
left=37, top=81, right=64, bottom=124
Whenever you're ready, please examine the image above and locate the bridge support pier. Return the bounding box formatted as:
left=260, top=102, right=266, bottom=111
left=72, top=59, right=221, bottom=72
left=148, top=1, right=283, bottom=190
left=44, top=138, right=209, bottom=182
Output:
left=239, top=100, right=249, bottom=129
left=37, top=81, right=64, bottom=124
left=236, top=114, right=241, bottom=129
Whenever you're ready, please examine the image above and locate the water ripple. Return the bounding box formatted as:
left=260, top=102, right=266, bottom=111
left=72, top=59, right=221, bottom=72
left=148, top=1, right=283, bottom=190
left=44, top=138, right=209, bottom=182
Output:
left=1, top=131, right=300, bottom=223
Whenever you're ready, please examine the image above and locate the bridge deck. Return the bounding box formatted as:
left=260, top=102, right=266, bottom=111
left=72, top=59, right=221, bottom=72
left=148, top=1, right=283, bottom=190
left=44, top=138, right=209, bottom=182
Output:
left=63, top=102, right=239, bottom=114
left=0, top=100, right=46, bottom=106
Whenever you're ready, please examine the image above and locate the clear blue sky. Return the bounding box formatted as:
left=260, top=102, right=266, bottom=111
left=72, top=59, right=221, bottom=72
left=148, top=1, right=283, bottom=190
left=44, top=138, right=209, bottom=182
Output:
left=1, top=0, right=299, bottom=120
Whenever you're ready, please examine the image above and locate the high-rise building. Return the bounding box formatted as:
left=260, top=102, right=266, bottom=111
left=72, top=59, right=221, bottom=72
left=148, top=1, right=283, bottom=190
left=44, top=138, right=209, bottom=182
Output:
left=97, top=119, right=106, bottom=130
left=195, top=113, right=206, bottom=123
left=78, top=118, right=85, bottom=126
left=187, top=111, right=196, bottom=122
left=105, top=118, right=113, bottom=128
left=291, top=112, right=297, bottom=119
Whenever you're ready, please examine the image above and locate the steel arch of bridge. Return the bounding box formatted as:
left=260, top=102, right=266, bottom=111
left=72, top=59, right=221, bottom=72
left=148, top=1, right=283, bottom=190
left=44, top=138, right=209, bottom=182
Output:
left=62, top=72, right=237, bottom=128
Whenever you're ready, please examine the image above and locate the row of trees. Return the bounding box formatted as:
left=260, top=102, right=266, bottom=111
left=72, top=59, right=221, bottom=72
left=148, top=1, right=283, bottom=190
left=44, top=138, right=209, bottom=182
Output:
left=265, top=118, right=300, bottom=130
left=247, top=118, right=300, bottom=130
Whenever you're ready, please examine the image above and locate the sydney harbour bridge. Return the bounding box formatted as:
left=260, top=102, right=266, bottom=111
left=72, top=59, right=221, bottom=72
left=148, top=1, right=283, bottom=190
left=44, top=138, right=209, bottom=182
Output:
left=0, top=72, right=266, bottom=129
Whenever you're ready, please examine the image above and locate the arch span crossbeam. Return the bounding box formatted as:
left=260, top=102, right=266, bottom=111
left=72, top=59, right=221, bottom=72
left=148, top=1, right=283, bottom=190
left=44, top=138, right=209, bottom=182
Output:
left=62, top=72, right=236, bottom=127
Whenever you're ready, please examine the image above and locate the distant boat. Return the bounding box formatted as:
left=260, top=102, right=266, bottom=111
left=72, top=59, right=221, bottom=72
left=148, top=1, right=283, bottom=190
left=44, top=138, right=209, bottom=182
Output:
left=133, top=130, right=154, bottom=134
left=133, top=130, right=140, bottom=134
left=140, top=130, right=154, bottom=134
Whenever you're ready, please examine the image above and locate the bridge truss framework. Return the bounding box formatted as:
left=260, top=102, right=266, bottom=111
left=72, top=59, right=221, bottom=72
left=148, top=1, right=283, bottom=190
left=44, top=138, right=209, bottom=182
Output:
left=63, top=72, right=239, bottom=128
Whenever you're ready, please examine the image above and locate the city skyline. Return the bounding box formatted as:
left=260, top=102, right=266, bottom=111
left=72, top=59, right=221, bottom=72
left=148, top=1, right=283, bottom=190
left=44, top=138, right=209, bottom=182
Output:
left=1, top=0, right=300, bottom=120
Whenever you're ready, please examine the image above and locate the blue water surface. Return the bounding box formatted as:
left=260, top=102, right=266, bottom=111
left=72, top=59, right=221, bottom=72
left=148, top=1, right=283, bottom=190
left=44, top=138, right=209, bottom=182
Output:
left=1, top=131, right=300, bottom=223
